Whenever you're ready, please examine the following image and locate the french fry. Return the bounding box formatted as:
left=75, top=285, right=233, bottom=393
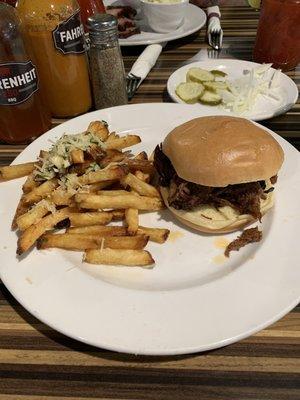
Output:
left=39, top=150, right=48, bottom=159
left=17, top=207, right=73, bottom=255
left=68, top=161, right=93, bottom=175
left=17, top=201, right=53, bottom=231
left=75, top=193, right=164, bottom=211
left=125, top=208, right=138, bottom=235
left=78, top=181, right=115, bottom=193
left=23, top=178, right=58, bottom=205
left=134, top=170, right=150, bottom=183
left=109, top=209, right=125, bottom=221
left=105, top=135, right=141, bottom=150
left=50, top=188, right=73, bottom=206
left=100, top=151, right=126, bottom=167
left=79, top=165, right=126, bottom=185
left=97, top=190, right=131, bottom=196
left=134, top=151, right=148, bottom=160
left=67, top=225, right=127, bottom=236
left=87, top=120, right=109, bottom=141
left=37, top=233, right=149, bottom=251
left=22, top=173, right=39, bottom=193
left=0, top=162, right=35, bottom=181
left=86, top=145, right=106, bottom=162
left=121, top=173, right=160, bottom=198
left=84, top=248, right=154, bottom=267
left=11, top=195, right=28, bottom=230
left=68, top=211, right=112, bottom=227
left=105, top=132, right=119, bottom=142
left=124, top=159, right=155, bottom=175
left=106, top=149, right=124, bottom=157
left=138, top=226, right=170, bottom=244
left=70, top=149, right=85, bottom=164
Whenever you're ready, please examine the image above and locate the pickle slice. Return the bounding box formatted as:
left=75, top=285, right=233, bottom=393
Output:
left=199, top=90, right=222, bottom=105
left=247, top=0, right=261, bottom=9
left=186, top=68, right=215, bottom=83
left=175, top=82, right=204, bottom=104
left=203, top=81, right=228, bottom=92
left=210, top=70, right=227, bottom=78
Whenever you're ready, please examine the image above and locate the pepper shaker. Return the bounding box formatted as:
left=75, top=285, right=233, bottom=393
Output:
left=87, top=14, right=128, bottom=110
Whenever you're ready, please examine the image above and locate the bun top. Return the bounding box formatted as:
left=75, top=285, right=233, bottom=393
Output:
left=162, top=116, right=284, bottom=187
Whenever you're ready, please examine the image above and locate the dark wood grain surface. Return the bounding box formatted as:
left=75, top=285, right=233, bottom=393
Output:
left=0, top=6, right=299, bottom=399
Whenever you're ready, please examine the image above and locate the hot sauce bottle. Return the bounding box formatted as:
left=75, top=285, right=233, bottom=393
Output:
left=0, top=3, right=51, bottom=144
left=77, top=0, right=106, bottom=30
left=17, top=0, right=92, bottom=118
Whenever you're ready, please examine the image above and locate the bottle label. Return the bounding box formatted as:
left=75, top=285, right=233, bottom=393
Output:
left=52, top=11, right=85, bottom=55
left=0, top=61, right=38, bottom=106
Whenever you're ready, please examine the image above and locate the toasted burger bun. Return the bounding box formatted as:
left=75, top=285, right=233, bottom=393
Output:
left=162, top=116, right=284, bottom=187
left=160, top=186, right=274, bottom=234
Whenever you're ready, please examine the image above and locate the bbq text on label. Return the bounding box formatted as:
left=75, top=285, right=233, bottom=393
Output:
left=52, top=11, right=85, bottom=55
left=0, top=61, right=39, bottom=106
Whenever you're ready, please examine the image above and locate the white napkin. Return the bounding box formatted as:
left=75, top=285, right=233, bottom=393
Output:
left=129, top=44, right=163, bottom=85
left=207, top=6, right=223, bottom=48
left=207, top=6, right=221, bottom=31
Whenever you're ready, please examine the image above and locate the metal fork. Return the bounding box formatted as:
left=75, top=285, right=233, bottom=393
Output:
left=126, top=73, right=141, bottom=100
left=208, top=48, right=221, bottom=59
left=208, top=29, right=223, bottom=51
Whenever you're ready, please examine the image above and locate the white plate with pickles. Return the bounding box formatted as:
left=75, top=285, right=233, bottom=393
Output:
left=167, top=59, right=298, bottom=121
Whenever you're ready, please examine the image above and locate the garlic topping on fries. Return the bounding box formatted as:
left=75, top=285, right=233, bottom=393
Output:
left=1, top=121, right=170, bottom=268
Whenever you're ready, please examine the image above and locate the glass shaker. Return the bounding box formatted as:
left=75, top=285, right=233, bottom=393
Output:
left=87, top=14, right=128, bottom=110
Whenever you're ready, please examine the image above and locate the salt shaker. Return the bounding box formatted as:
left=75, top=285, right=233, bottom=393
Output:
left=87, top=14, right=128, bottom=110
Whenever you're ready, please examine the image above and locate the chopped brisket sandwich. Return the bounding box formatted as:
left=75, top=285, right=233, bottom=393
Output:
left=154, top=116, right=284, bottom=233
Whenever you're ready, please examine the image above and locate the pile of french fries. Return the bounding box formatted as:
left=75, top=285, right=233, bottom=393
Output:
left=0, top=121, right=170, bottom=268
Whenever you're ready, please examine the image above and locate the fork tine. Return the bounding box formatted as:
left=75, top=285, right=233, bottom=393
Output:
left=126, top=77, right=138, bottom=100
left=126, top=73, right=141, bottom=100
left=213, top=31, right=219, bottom=50
left=126, top=78, right=134, bottom=99
left=128, top=82, right=135, bottom=100
left=131, top=79, right=139, bottom=94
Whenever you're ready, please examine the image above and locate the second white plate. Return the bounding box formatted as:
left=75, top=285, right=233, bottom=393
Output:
left=105, top=0, right=206, bottom=46
left=167, top=59, right=298, bottom=121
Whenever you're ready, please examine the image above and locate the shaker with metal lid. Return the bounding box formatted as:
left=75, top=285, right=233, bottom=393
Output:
left=87, top=14, right=128, bottom=110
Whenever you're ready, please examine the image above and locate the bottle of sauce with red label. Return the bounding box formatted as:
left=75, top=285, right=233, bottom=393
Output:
left=17, top=0, right=92, bottom=118
left=77, top=0, right=106, bottom=30
left=0, top=3, right=51, bottom=144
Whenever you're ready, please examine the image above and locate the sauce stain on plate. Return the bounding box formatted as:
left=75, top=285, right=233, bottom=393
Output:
left=168, top=231, right=184, bottom=242
left=212, top=254, right=227, bottom=265
left=214, top=237, right=230, bottom=249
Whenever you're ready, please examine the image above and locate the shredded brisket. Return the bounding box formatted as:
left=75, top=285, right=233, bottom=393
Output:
left=154, top=144, right=276, bottom=221
left=106, top=6, right=140, bottom=38
left=224, top=227, right=262, bottom=257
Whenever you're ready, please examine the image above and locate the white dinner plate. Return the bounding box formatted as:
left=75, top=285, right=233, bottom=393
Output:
left=167, top=59, right=298, bottom=121
left=105, top=0, right=206, bottom=46
left=0, top=103, right=299, bottom=355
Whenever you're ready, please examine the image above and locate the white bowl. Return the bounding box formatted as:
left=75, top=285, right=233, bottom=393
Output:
left=141, top=0, right=189, bottom=33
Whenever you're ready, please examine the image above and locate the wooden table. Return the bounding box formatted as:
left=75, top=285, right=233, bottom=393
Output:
left=0, top=6, right=299, bottom=399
